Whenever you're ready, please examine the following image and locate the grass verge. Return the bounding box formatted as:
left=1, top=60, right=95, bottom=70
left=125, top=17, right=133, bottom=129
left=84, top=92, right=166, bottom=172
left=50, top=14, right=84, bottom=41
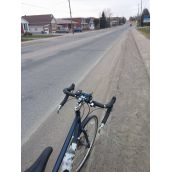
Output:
left=21, top=34, right=60, bottom=42
left=137, top=26, right=150, bottom=39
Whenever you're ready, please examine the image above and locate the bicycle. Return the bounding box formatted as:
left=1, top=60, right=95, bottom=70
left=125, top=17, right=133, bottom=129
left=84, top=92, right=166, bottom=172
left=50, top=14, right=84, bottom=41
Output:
left=25, top=83, right=116, bottom=172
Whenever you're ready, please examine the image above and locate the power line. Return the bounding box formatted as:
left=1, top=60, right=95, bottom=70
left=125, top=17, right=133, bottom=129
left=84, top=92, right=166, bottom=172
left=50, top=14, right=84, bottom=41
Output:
left=21, top=2, right=48, bottom=10
left=21, top=2, right=69, bottom=14
left=21, top=1, right=67, bottom=9
left=56, top=0, right=67, bottom=4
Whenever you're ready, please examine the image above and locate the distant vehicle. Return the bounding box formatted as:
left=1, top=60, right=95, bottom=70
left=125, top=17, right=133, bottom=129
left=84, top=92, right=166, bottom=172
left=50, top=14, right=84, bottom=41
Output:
left=56, top=28, right=69, bottom=33
left=74, top=27, right=82, bottom=32
left=41, top=31, right=46, bottom=34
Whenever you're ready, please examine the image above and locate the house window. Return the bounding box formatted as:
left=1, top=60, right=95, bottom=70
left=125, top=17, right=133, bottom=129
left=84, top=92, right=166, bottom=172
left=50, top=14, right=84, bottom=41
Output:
left=24, top=23, right=28, bottom=31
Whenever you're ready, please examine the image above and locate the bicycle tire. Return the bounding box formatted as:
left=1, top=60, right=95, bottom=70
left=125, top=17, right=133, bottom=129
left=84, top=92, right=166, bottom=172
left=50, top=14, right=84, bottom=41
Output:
left=72, top=115, right=98, bottom=171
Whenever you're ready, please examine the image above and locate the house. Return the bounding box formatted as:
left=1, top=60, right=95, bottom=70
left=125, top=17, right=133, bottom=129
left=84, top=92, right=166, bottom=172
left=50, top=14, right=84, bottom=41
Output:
left=56, top=19, right=78, bottom=31
left=110, top=17, right=120, bottom=26
left=22, top=14, right=57, bottom=34
left=57, top=17, right=89, bottom=31
left=21, top=17, right=30, bottom=34
left=72, top=18, right=88, bottom=30
left=85, top=18, right=95, bottom=30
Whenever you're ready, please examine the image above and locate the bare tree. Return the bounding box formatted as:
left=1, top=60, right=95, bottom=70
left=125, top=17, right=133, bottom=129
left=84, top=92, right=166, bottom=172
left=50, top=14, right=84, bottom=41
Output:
left=104, top=8, right=113, bottom=27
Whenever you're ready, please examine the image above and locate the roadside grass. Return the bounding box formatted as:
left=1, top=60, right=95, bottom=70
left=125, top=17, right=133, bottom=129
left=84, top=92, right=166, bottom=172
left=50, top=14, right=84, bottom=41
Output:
left=21, top=34, right=60, bottom=42
left=137, top=26, right=150, bottom=39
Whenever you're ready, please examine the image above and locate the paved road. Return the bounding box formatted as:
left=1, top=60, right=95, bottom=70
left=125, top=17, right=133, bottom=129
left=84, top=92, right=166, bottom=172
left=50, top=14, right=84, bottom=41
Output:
left=21, top=25, right=129, bottom=145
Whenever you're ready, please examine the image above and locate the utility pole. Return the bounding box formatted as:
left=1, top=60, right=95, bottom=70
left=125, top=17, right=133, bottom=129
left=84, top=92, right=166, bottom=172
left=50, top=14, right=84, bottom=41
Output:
left=68, top=0, right=73, bottom=34
left=141, top=0, right=143, bottom=26
left=99, top=17, right=100, bottom=29
left=99, top=12, right=101, bottom=29
left=138, top=4, right=140, bottom=26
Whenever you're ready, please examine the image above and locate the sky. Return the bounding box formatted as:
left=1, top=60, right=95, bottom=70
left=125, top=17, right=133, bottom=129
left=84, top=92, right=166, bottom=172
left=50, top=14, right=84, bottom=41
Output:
left=21, top=0, right=150, bottom=19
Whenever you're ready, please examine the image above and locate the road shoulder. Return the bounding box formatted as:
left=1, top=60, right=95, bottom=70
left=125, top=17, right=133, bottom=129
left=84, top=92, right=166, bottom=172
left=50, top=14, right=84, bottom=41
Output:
left=83, top=29, right=150, bottom=172
left=131, top=28, right=150, bottom=76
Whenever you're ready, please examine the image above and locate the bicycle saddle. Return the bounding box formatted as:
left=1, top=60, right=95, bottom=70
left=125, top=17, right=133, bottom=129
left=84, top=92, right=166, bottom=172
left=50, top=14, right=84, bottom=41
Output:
left=25, top=147, right=53, bottom=172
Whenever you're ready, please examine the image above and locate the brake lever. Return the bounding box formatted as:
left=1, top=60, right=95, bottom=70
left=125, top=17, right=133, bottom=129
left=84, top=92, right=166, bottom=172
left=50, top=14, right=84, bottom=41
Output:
left=98, top=123, right=105, bottom=134
left=57, top=105, right=62, bottom=114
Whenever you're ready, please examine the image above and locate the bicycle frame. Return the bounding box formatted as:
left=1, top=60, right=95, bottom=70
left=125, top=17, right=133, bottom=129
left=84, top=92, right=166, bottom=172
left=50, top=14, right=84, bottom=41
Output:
left=52, top=108, right=88, bottom=172
left=24, top=84, right=116, bottom=172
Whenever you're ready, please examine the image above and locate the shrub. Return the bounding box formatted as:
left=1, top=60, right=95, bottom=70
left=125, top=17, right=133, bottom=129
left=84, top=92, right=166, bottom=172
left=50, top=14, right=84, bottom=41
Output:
left=24, top=32, right=32, bottom=36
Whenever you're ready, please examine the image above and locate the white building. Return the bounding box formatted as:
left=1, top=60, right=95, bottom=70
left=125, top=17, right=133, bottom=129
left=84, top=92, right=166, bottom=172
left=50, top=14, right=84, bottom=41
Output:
left=89, top=18, right=95, bottom=30
left=22, top=14, right=57, bottom=34
left=21, top=18, right=30, bottom=34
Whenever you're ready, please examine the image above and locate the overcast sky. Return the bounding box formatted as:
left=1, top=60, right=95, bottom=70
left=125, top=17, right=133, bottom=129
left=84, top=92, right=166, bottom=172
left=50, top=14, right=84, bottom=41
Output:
left=21, top=0, right=150, bottom=19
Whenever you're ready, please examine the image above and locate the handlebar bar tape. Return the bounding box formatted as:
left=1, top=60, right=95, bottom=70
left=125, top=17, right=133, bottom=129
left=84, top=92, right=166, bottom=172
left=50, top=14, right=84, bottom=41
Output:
left=105, top=96, right=116, bottom=108
left=92, top=100, right=105, bottom=108
left=67, top=83, right=75, bottom=91
left=60, top=83, right=75, bottom=107
left=63, top=83, right=75, bottom=97
left=101, top=96, right=116, bottom=125
left=60, top=94, right=69, bottom=106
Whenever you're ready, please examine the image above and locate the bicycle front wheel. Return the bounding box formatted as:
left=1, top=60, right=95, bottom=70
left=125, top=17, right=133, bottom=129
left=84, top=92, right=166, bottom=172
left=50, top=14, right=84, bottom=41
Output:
left=72, top=115, right=98, bottom=171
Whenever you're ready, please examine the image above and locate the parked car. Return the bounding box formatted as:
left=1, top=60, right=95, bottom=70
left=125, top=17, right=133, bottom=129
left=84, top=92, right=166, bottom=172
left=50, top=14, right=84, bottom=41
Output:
left=74, top=27, right=82, bottom=32
left=56, top=28, right=69, bottom=33
left=41, top=31, right=47, bottom=34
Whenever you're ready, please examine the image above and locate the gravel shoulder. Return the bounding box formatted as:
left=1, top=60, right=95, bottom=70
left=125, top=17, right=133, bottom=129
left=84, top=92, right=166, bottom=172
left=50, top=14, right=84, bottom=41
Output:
left=82, top=28, right=150, bottom=172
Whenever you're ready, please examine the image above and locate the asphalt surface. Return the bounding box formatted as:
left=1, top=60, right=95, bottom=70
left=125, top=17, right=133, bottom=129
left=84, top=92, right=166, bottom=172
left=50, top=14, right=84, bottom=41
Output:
left=21, top=25, right=128, bottom=145
left=21, top=25, right=149, bottom=172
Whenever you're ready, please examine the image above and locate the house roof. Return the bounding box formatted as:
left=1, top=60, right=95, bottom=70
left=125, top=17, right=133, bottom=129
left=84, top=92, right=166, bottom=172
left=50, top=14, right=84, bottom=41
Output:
left=56, top=19, right=78, bottom=24
left=111, top=17, right=120, bottom=20
left=72, top=18, right=88, bottom=25
left=64, top=17, right=86, bottom=22
left=22, top=14, right=55, bottom=26
left=21, top=17, right=29, bottom=24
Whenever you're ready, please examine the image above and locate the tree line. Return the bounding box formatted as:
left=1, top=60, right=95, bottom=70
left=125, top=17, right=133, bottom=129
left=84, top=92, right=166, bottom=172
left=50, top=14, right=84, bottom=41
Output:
left=129, top=8, right=150, bottom=27
left=94, top=10, right=126, bottom=29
